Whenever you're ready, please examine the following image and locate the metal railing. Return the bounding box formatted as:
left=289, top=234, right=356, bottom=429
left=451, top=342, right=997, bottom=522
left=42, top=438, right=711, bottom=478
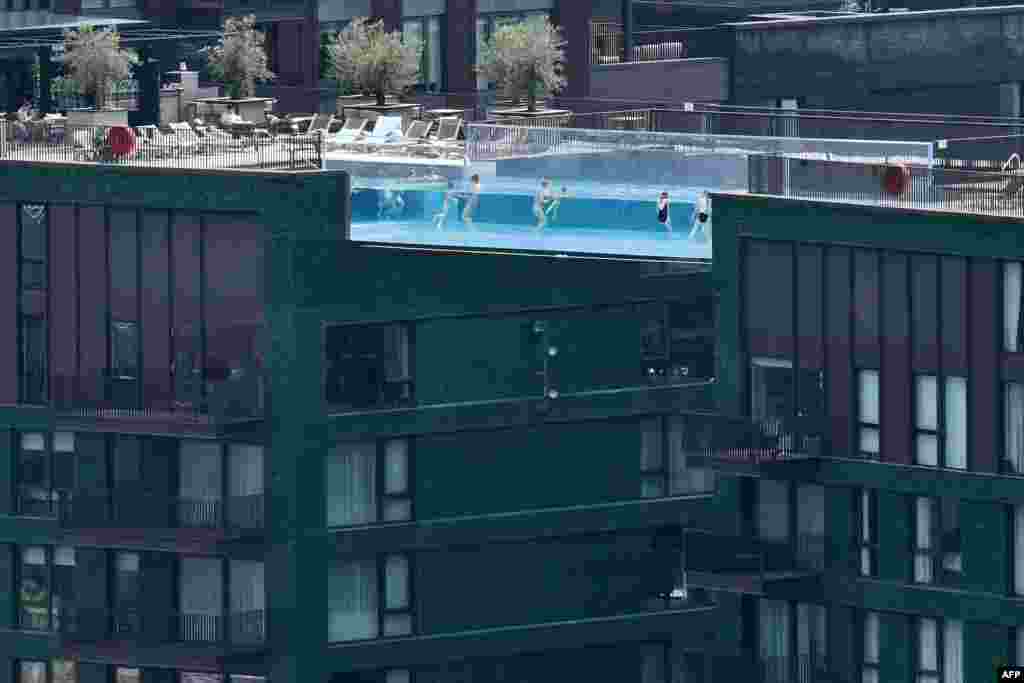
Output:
left=0, top=122, right=322, bottom=171
left=684, top=529, right=827, bottom=576
left=59, top=607, right=266, bottom=646
left=49, top=369, right=265, bottom=423
left=58, top=490, right=266, bottom=532
left=590, top=21, right=734, bottom=64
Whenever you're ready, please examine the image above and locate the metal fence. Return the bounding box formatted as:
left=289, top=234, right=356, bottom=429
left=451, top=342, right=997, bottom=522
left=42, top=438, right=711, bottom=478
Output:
left=0, top=122, right=322, bottom=171
left=52, top=82, right=140, bottom=113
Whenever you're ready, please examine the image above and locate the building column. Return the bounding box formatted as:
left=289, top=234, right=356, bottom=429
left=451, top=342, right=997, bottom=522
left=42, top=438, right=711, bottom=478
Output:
left=266, top=310, right=328, bottom=683
left=446, top=0, right=477, bottom=94
left=621, top=0, right=633, bottom=62
left=554, top=0, right=592, bottom=99
left=371, top=0, right=401, bottom=32
left=37, top=47, right=53, bottom=115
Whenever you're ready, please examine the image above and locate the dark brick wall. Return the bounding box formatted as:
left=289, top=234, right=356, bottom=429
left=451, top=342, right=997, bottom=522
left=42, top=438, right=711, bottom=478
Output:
left=589, top=58, right=730, bottom=103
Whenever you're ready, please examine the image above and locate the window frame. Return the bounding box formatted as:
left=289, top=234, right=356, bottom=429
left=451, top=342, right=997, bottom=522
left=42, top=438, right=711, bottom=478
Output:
left=401, top=14, right=445, bottom=91
left=113, top=551, right=142, bottom=637
left=1004, top=381, right=1024, bottom=474
left=912, top=496, right=962, bottom=586
left=380, top=553, right=414, bottom=637
left=913, top=374, right=968, bottom=470
left=18, top=546, right=51, bottom=631
left=110, top=320, right=140, bottom=381
left=324, top=322, right=415, bottom=410
left=19, top=313, right=48, bottom=405
left=1004, top=261, right=1024, bottom=353
left=327, top=438, right=415, bottom=528
left=915, top=617, right=942, bottom=683
left=15, top=431, right=75, bottom=518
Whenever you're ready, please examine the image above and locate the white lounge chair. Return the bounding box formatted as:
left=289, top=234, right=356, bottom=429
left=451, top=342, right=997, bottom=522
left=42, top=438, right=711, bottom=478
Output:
left=322, top=117, right=369, bottom=151
left=344, top=116, right=404, bottom=153
left=416, top=116, right=463, bottom=159
left=370, top=120, right=433, bottom=155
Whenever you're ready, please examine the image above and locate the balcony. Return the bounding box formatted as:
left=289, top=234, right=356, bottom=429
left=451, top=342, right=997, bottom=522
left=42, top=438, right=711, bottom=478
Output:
left=48, top=370, right=265, bottom=429
left=679, top=414, right=825, bottom=477
left=58, top=607, right=265, bottom=648
left=683, top=529, right=826, bottom=595
left=58, top=490, right=265, bottom=539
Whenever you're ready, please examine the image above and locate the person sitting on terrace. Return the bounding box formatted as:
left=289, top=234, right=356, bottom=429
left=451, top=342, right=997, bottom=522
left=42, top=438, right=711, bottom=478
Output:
left=16, top=97, right=35, bottom=123
left=220, top=105, right=245, bottom=127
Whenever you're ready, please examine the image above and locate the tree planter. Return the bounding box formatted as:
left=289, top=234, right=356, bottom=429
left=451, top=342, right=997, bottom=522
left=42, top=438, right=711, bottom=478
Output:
left=66, top=109, right=130, bottom=128
left=336, top=94, right=393, bottom=116
left=194, top=97, right=275, bottom=124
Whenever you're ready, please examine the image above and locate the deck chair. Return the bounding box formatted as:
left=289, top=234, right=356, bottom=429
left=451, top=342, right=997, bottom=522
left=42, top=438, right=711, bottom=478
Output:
left=296, top=113, right=334, bottom=139
left=322, top=117, right=369, bottom=151
left=417, top=116, right=463, bottom=158
left=169, top=122, right=212, bottom=155
left=344, top=116, right=404, bottom=153
left=369, top=119, right=433, bottom=154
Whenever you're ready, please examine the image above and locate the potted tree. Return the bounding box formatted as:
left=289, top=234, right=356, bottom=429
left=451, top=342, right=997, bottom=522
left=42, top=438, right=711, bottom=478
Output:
left=326, top=17, right=421, bottom=127
left=478, top=16, right=569, bottom=121
left=203, top=15, right=277, bottom=123
left=62, top=24, right=139, bottom=128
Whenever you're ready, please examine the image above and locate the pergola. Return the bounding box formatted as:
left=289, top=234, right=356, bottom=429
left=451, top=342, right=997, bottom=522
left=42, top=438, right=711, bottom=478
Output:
left=0, top=18, right=224, bottom=120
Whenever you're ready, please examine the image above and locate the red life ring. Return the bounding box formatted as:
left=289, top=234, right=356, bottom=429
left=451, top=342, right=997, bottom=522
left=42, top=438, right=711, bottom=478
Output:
left=882, top=164, right=909, bottom=195
left=106, top=126, right=136, bottom=157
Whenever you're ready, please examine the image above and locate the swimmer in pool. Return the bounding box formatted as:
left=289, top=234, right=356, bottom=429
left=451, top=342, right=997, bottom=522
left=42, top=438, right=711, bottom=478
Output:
left=546, top=185, right=568, bottom=223
left=657, top=191, right=672, bottom=233
left=689, top=192, right=710, bottom=241
left=534, top=178, right=554, bottom=230
left=432, top=181, right=456, bottom=230
left=378, top=189, right=405, bottom=219
left=463, top=174, right=481, bottom=229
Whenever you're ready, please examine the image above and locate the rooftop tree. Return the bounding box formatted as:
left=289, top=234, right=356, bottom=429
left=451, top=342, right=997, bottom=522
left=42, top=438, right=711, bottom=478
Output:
left=206, top=15, right=276, bottom=99
left=326, top=17, right=422, bottom=106
left=62, top=25, right=139, bottom=110
left=478, top=16, right=566, bottom=112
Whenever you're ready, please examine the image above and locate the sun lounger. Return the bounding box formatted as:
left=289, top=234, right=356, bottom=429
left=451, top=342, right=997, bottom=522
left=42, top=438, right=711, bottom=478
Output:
left=322, top=117, right=370, bottom=151
left=343, top=116, right=404, bottom=153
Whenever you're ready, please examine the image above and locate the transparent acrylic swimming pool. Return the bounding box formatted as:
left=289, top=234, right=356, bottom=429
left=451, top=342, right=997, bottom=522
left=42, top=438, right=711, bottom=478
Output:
left=349, top=179, right=713, bottom=259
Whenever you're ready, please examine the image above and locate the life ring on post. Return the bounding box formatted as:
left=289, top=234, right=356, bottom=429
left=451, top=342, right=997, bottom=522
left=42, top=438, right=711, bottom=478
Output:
left=882, top=163, right=909, bottom=196
left=106, top=126, right=136, bottom=158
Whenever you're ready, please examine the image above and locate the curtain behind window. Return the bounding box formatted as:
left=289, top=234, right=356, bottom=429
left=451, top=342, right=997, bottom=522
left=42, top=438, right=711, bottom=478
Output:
left=326, top=443, right=377, bottom=526
left=915, top=376, right=939, bottom=466
left=328, top=560, right=378, bottom=641
left=1006, top=384, right=1024, bottom=473
left=915, top=498, right=934, bottom=583
left=943, top=620, right=962, bottom=683
left=917, top=619, right=939, bottom=683
left=759, top=600, right=791, bottom=683
left=1006, top=262, right=1022, bottom=352
left=944, top=378, right=967, bottom=470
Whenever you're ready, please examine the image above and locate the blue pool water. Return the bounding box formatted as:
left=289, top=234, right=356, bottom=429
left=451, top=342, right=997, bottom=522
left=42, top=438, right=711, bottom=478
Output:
left=349, top=179, right=713, bottom=259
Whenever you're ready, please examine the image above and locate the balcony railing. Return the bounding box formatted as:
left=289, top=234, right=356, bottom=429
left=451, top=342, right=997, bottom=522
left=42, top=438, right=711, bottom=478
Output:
left=59, top=607, right=265, bottom=646
left=48, top=370, right=265, bottom=423
left=684, top=529, right=828, bottom=576
left=590, top=22, right=734, bottom=64
left=58, top=490, right=265, bottom=533
left=0, top=122, right=322, bottom=171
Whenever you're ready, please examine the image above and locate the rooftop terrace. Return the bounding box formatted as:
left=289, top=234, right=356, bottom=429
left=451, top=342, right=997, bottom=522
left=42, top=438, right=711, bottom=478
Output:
left=3, top=113, right=1022, bottom=261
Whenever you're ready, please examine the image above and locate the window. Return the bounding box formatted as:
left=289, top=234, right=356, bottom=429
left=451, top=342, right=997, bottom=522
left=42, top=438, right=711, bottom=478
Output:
left=757, top=479, right=790, bottom=543
left=19, top=660, right=76, bottom=683
left=116, top=669, right=141, bottom=683
left=915, top=375, right=967, bottom=469
left=52, top=547, right=75, bottom=633
left=796, top=485, right=825, bottom=570
left=858, top=489, right=878, bottom=577
left=915, top=618, right=963, bottom=683
left=642, top=416, right=715, bottom=498
left=1017, top=627, right=1024, bottom=670
left=402, top=16, right=443, bottom=90
left=230, top=560, right=265, bottom=645
left=110, top=321, right=139, bottom=380
left=1005, top=262, right=1023, bottom=352
left=917, top=618, right=939, bottom=683
left=228, top=444, right=264, bottom=530
left=327, top=555, right=415, bottom=642
left=20, top=204, right=47, bottom=291
left=182, top=675, right=224, bottom=683
left=19, top=547, right=49, bottom=630
left=943, top=620, right=963, bottom=683
left=862, top=612, right=880, bottom=683
left=180, top=556, right=224, bottom=643
left=797, top=603, right=827, bottom=674
left=115, top=552, right=141, bottom=636
left=17, top=432, right=74, bottom=517
left=325, top=324, right=413, bottom=409
left=326, top=439, right=412, bottom=527
left=179, top=441, right=223, bottom=528
left=19, top=662, right=45, bottom=683
left=750, top=357, right=824, bottom=422
left=642, top=299, right=715, bottom=383
left=914, top=497, right=961, bottom=585
left=1005, top=382, right=1024, bottom=474
left=20, top=314, right=47, bottom=404
left=759, top=599, right=792, bottom=683
left=858, top=370, right=880, bottom=459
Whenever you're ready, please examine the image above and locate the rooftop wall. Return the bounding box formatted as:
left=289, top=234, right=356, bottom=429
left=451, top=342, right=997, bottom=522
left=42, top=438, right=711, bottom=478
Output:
left=589, top=58, right=730, bottom=104
left=731, top=6, right=1024, bottom=113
